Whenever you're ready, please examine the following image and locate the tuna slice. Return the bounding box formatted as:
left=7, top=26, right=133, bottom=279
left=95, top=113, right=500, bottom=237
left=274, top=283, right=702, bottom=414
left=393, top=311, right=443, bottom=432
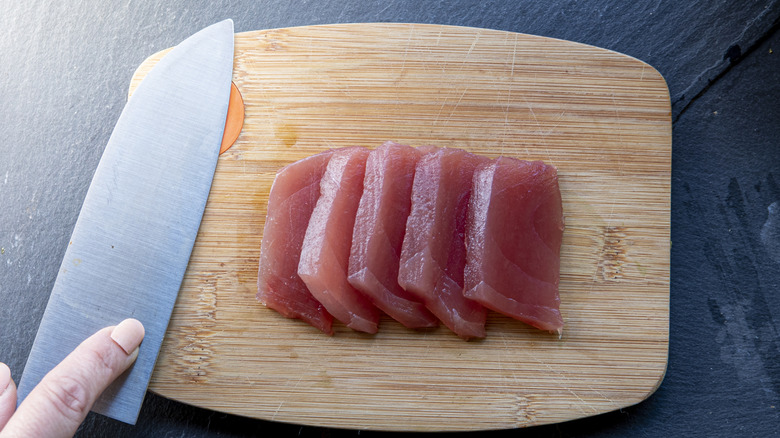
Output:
left=398, top=148, right=489, bottom=339
left=464, top=157, right=565, bottom=333
left=298, top=147, right=381, bottom=334
left=348, top=142, right=439, bottom=328
left=257, top=150, right=334, bottom=335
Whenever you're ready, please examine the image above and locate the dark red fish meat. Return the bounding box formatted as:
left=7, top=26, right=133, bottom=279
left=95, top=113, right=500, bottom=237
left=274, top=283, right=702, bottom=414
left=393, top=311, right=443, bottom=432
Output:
left=398, top=148, right=489, bottom=339
left=348, top=142, right=439, bottom=328
left=463, top=157, right=564, bottom=333
left=298, top=147, right=381, bottom=333
left=256, top=150, right=334, bottom=334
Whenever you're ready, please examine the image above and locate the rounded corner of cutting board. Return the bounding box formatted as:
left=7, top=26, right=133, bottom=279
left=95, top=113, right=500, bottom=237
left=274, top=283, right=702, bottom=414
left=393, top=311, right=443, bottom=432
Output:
left=129, top=49, right=172, bottom=98
left=645, top=343, right=670, bottom=398
left=140, top=22, right=671, bottom=431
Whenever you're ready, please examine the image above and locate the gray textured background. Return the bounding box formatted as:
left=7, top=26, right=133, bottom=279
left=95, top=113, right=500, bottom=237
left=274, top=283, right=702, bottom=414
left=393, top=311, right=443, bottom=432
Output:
left=1, top=1, right=779, bottom=436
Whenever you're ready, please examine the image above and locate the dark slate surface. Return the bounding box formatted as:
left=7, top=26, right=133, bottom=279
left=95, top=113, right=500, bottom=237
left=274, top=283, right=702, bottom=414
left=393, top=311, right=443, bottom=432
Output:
left=669, top=27, right=780, bottom=436
left=1, top=1, right=778, bottom=436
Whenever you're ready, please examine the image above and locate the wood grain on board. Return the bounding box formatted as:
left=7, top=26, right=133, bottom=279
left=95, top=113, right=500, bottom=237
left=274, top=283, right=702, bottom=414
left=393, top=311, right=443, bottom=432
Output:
left=129, top=23, right=671, bottom=431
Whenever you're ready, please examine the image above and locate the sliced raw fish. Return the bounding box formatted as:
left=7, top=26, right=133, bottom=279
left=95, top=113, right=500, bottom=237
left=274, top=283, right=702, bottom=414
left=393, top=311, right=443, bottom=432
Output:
left=257, top=150, right=334, bottom=334
left=464, top=157, right=564, bottom=333
left=398, top=148, right=489, bottom=339
left=348, top=142, right=439, bottom=328
left=298, top=147, right=381, bottom=333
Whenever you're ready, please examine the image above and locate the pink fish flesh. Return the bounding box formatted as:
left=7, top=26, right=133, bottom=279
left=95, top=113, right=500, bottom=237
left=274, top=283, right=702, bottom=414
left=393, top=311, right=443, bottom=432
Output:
left=348, top=142, right=439, bottom=328
left=398, top=148, right=489, bottom=339
left=463, top=157, right=564, bottom=333
left=298, top=147, right=381, bottom=334
left=256, top=150, right=334, bottom=334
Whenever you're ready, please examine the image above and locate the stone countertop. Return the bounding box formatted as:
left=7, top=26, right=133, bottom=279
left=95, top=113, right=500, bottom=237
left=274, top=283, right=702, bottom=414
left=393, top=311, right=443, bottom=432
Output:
left=1, top=1, right=778, bottom=436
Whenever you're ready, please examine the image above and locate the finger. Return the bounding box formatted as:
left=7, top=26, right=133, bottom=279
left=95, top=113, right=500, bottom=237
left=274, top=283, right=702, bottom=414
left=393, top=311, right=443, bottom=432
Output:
left=2, top=319, right=144, bottom=438
left=0, top=362, right=17, bottom=430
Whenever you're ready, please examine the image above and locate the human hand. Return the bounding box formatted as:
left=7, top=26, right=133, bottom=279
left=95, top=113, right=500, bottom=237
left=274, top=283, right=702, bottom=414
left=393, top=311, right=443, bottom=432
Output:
left=0, top=319, right=145, bottom=438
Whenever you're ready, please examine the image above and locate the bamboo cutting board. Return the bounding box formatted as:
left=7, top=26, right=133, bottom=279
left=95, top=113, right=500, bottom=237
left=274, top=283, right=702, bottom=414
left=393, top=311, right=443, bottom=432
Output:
left=129, top=23, right=670, bottom=431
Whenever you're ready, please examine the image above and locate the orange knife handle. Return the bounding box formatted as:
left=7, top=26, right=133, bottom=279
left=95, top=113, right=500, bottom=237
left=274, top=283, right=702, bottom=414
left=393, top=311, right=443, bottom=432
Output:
left=220, top=81, right=244, bottom=154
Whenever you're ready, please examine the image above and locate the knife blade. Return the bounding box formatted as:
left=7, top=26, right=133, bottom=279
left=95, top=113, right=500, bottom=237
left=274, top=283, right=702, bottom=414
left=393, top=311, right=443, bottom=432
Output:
left=17, top=19, right=235, bottom=424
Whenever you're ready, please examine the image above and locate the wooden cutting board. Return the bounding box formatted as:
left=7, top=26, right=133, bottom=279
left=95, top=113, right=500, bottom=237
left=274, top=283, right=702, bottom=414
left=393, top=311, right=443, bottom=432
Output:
left=129, top=23, right=670, bottom=431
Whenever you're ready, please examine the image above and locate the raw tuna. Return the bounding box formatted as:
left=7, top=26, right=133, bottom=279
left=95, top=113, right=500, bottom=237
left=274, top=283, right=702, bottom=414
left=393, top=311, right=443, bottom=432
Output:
left=463, top=157, right=564, bottom=333
left=348, top=142, right=439, bottom=328
left=257, top=150, right=334, bottom=334
left=298, top=147, right=381, bottom=334
left=398, top=148, right=489, bottom=339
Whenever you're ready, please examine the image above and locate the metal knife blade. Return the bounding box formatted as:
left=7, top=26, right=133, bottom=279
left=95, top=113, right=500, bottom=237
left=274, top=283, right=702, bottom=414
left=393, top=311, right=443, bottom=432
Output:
left=17, top=19, right=235, bottom=424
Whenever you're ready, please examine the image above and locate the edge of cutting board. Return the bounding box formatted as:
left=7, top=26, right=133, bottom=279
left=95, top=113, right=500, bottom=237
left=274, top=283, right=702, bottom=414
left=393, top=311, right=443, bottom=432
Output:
left=130, top=23, right=670, bottom=431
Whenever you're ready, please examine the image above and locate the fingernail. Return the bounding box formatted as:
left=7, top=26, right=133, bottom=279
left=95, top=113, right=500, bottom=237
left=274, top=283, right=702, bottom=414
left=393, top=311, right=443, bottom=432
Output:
left=110, top=318, right=145, bottom=354
left=0, top=362, right=10, bottom=395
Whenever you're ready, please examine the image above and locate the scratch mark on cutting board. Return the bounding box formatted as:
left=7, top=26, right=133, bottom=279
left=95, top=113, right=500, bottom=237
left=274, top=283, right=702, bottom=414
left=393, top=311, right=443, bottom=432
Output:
left=605, top=200, right=618, bottom=230
left=510, top=33, right=518, bottom=79
left=432, top=101, right=445, bottom=126
left=443, top=87, right=469, bottom=126
left=523, top=99, right=556, bottom=168
left=271, top=401, right=285, bottom=420
left=611, top=93, right=626, bottom=175
left=530, top=354, right=615, bottom=414
left=508, top=332, right=617, bottom=414
left=497, top=34, right=520, bottom=156
left=499, top=334, right=522, bottom=385
left=499, top=91, right=511, bottom=156
left=291, top=372, right=305, bottom=389
left=433, top=31, right=483, bottom=127
left=464, top=31, right=481, bottom=63
left=397, top=26, right=415, bottom=84
left=421, top=330, right=433, bottom=359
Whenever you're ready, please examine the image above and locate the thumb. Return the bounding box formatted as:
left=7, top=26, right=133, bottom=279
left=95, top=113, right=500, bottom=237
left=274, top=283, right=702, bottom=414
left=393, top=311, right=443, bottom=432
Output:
left=0, top=363, right=17, bottom=430
left=1, top=319, right=144, bottom=438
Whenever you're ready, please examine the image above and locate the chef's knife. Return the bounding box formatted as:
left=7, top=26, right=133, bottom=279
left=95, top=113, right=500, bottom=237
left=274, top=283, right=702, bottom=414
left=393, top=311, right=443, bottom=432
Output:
left=17, top=19, right=235, bottom=424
